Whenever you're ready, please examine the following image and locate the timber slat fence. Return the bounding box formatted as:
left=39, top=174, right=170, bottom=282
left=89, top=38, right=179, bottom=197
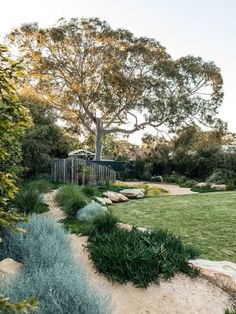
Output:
left=51, top=157, right=116, bottom=185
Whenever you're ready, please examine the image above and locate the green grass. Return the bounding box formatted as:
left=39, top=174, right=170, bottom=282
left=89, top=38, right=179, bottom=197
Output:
left=112, top=191, right=236, bottom=262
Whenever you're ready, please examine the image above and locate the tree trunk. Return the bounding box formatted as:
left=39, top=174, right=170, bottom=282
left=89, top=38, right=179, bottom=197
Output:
left=95, top=118, right=104, bottom=161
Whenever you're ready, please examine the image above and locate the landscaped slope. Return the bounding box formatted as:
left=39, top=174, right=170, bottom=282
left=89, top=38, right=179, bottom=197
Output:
left=112, top=192, right=236, bottom=261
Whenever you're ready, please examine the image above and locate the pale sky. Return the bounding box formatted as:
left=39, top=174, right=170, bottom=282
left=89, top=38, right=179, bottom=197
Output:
left=0, top=0, right=235, bottom=143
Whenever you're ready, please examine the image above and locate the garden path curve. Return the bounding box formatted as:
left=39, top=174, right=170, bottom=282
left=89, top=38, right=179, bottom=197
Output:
left=122, top=181, right=197, bottom=195
left=43, top=190, right=233, bottom=313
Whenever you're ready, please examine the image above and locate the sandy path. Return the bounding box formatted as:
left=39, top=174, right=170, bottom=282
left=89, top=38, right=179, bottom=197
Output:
left=121, top=181, right=197, bottom=195
left=43, top=191, right=233, bottom=313
left=70, top=235, right=232, bottom=314
left=43, top=190, right=66, bottom=221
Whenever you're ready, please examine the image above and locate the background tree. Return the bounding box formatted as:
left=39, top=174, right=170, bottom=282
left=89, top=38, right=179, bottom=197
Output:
left=8, top=18, right=223, bottom=160
left=19, top=89, right=73, bottom=177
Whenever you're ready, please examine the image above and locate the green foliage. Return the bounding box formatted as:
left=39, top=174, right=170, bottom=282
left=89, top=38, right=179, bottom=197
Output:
left=225, top=306, right=236, bottom=314
left=88, top=212, right=119, bottom=236
left=0, top=215, right=109, bottom=314
left=82, top=185, right=98, bottom=197
left=55, top=184, right=87, bottom=217
left=76, top=202, right=105, bottom=222
left=0, top=294, right=38, bottom=314
left=179, top=180, right=198, bottom=188
left=14, top=186, right=48, bottom=214
left=24, top=178, right=54, bottom=193
left=9, top=19, right=223, bottom=160
left=0, top=44, right=37, bottom=314
left=191, top=185, right=216, bottom=193
left=207, top=168, right=236, bottom=185
left=20, top=96, right=72, bottom=177
left=87, top=227, right=199, bottom=288
left=61, top=218, right=90, bottom=235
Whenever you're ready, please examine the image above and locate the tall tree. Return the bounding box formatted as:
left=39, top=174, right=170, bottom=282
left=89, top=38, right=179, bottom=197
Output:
left=7, top=18, right=223, bottom=160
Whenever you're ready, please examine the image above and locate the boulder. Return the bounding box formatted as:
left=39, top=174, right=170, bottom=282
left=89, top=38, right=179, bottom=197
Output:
left=103, top=191, right=129, bottom=202
left=120, top=188, right=145, bottom=199
left=0, top=258, right=23, bottom=280
left=117, top=222, right=148, bottom=233
left=94, top=197, right=113, bottom=205
left=189, top=259, right=236, bottom=297
left=211, top=184, right=227, bottom=191
left=195, top=182, right=208, bottom=188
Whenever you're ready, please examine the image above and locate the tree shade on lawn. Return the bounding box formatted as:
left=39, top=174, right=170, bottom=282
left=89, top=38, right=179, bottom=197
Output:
left=112, top=192, right=236, bottom=261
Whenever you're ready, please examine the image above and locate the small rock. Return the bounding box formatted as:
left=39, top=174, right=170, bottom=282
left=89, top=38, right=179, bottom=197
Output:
left=120, top=188, right=145, bottom=199
left=211, top=184, right=226, bottom=191
left=0, top=258, right=23, bottom=279
left=103, top=191, right=129, bottom=202
left=95, top=197, right=113, bottom=205
left=189, top=259, right=236, bottom=297
left=117, top=222, right=149, bottom=233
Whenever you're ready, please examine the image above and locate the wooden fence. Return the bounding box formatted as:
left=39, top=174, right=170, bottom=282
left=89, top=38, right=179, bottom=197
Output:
left=51, top=157, right=116, bottom=185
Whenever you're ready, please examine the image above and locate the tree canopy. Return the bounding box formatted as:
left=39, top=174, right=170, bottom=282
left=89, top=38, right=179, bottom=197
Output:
left=7, top=18, right=223, bottom=159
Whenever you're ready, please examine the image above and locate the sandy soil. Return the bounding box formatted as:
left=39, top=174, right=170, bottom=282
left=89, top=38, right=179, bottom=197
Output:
left=121, top=181, right=197, bottom=195
left=43, top=190, right=66, bottom=221
left=70, top=235, right=233, bottom=314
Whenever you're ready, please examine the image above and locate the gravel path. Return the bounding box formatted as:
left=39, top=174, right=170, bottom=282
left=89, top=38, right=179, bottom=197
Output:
left=43, top=190, right=66, bottom=221
left=70, top=235, right=233, bottom=314
left=43, top=190, right=233, bottom=313
left=122, top=181, right=197, bottom=195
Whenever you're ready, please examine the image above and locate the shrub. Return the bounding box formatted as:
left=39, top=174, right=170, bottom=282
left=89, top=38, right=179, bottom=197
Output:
left=180, top=180, right=198, bottom=188
left=14, top=186, right=48, bottom=214
left=77, top=202, right=106, bottom=222
left=25, top=179, right=54, bottom=193
left=82, top=185, right=98, bottom=197
left=0, top=215, right=109, bottom=314
left=207, top=169, right=236, bottom=185
left=56, top=184, right=87, bottom=218
left=88, top=212, right=119, bottom=236
left=87, top=227, right=199, bottom=288
left=151, top=175, right=163, bottom=182
left=191, top=185, right=216, bottom=193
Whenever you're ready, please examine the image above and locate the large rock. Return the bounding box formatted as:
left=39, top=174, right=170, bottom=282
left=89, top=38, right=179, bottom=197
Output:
left=117, top=222, right=148, bottom=233
left=120, top=188, right=145, bottom=199
left=0, top=258, right=23, bottom=280
left=195, top=182, right=208, bottom=188
left=189, top=259, right=236, bottom=297
left=94, top=197, right=113, bottom=205
left=211, top=184, right=227, bottom=191
left=103, top=191, right=129, bottom=203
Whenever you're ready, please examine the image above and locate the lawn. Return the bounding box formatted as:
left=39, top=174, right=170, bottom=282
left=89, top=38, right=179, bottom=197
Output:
left=112, top=191, right=236, bottom=262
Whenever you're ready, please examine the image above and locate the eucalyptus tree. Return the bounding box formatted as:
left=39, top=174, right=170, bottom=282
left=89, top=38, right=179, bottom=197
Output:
left=8, top=18, right=223, bottom=160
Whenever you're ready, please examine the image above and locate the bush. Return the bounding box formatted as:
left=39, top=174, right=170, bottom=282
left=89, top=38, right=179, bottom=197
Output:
left=87, top=227, right=199, bottom=288
left=151, top=176, right=163, bottom=182
left=0, top=215, right=109, bottom=314
left=191, top=185, right=216, bottom=193
left=82, top=185, right=98, bottom=197
left=77, top=202, right=106, bottom=222
left=56, top=184, right=87, bottom=218
left=14, top=186, right=48, bottom=214
left=88, top=212, right=119, bottom=236
left=25, top=178, right=54, bottom=193
left=207, top=169, right=236, bottom=185
left=180, top=180, right=198, bottom=188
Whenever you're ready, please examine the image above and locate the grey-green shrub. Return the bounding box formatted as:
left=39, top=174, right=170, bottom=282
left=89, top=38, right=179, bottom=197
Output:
left=0, top=215, right=109, bottom=314
left=207, top=169, right=236, bottom=184
left=56, top=184, right=87, bottom=217
left=77, top=202, right=106, bottom=222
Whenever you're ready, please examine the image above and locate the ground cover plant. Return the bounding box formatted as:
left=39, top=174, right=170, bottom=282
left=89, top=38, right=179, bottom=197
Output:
left=108, top=182, right=168, bottom=196
left=87, top=222, right=199, bottom=288
left=0, top=215, right=109, bottom=314
left=112, top=192, right=236, bottom=261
